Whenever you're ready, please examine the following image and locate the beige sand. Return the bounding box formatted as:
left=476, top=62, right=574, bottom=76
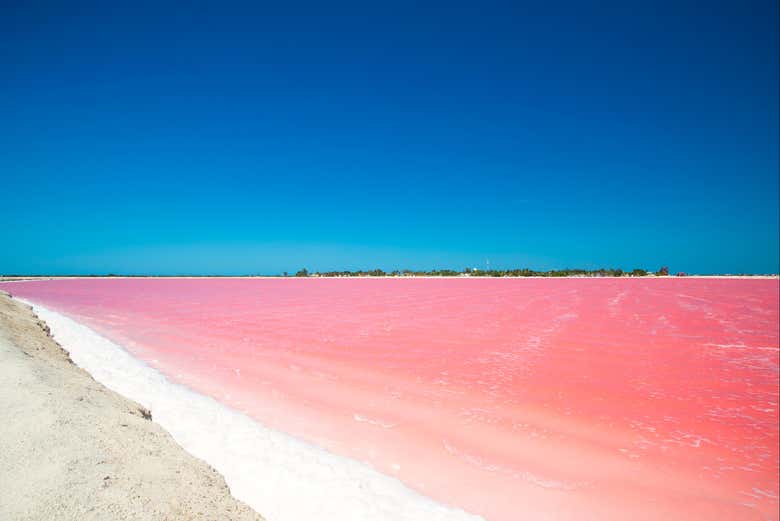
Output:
left=0, top=291, right=263, bottom=521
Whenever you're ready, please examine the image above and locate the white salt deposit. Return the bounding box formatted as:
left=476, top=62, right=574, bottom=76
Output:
left=22, top=299, right=483, bottom=521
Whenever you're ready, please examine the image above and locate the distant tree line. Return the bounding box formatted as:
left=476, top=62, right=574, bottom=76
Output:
left=284, top=266, right=681, bottom=278
left=9, top=266, right=741, bottom=278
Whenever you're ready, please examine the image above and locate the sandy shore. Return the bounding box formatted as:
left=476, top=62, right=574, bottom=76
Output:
left=0, top=291, right=263, bottom=521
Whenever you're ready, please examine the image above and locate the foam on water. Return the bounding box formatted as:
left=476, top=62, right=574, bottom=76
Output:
left=21, top=298, right=483, bottom=521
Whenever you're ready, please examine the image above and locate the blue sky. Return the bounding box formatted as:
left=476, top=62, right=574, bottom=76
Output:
left=1, top=1, right=778, bottom=274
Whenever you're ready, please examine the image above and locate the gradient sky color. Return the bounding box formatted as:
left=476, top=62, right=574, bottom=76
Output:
left=2, top=1, right=778, bottom=275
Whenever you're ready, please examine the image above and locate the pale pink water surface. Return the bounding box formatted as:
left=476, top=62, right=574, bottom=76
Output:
left=6, top=278, right=779, bottom=520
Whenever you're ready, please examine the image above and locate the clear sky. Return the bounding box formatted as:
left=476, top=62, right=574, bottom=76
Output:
left=2, top=1, right=778, bottom=275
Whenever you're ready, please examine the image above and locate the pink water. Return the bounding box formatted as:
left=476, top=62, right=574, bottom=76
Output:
left=6, top=278, right=779, bottom=520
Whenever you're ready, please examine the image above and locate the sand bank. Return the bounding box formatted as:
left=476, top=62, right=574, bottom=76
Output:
left=0, top=291, right=263, bottom=520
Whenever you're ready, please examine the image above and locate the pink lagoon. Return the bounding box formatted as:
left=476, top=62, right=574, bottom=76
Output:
left=5, top=277, right=779, bottom=521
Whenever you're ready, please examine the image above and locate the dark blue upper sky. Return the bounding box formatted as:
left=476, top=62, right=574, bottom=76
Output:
left=2, top=1, right=778, bottom=274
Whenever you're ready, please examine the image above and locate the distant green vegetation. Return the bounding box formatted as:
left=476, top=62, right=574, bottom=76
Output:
left=15, top=266, right=761, bottom=278
left=289, top=267, right=674, bottom=278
